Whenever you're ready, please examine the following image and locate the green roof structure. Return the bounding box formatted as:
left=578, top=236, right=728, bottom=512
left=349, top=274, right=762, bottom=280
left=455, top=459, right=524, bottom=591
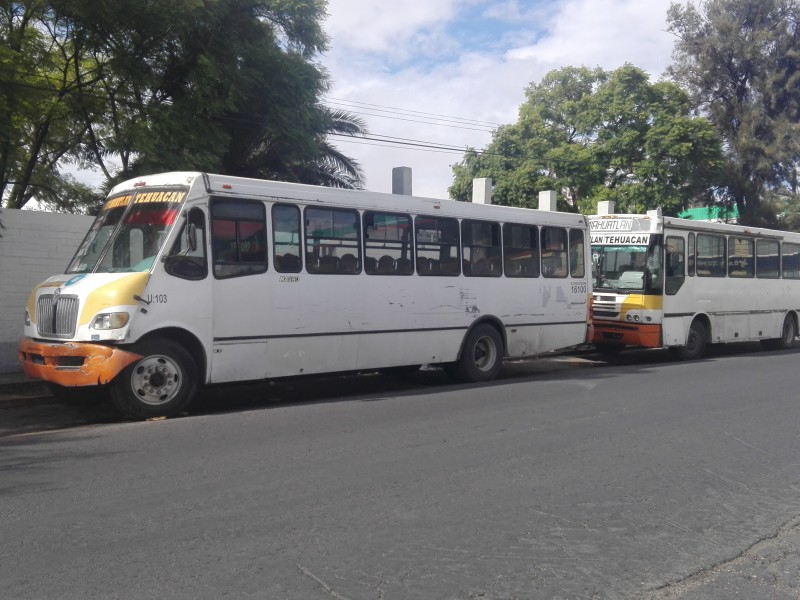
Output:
left=678, top=205, right=739, bottom=223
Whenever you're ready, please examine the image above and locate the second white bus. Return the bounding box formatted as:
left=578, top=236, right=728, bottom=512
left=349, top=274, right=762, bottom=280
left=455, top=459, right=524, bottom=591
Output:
left=590, top=207, right=800, bottom=358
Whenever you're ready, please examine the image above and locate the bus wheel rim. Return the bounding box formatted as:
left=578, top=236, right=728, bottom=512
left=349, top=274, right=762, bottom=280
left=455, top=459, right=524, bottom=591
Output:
left=130, top=355, right=183, bottom=406
left=474, top=336, right=497, bottom=371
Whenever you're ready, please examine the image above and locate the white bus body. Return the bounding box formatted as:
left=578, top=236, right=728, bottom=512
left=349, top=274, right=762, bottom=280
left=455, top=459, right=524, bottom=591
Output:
left=590, top=209, right=800, bottom=358
left=19, top=172, right=591, bottom=418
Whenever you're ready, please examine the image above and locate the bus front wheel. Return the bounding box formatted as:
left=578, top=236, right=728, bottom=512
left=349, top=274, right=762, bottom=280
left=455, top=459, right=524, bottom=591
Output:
left=671, top=320, right=707, bottom=361
left=450, top=324, right=503, bottom=383
left=762, top=314, right=797, bottom=350
left=110, top=338, right=198, bottom=420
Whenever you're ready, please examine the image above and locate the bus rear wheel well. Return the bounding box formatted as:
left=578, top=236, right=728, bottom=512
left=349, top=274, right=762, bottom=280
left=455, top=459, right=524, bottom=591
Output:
left=458, top=318, right=507, bottom=360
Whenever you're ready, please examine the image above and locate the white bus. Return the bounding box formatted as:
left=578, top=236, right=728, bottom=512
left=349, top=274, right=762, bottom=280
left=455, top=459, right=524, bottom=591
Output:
left=19, top=172, right=591, bottom=419
left=590, top=207, right=800, bottom=358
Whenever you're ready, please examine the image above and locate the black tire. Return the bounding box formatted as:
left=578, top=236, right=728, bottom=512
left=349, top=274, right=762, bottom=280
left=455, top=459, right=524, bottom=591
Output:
left=47, top=383, right=109, bottom=406
left=595, top=343, right=625, bottom=357
left=110, top=338, right=198, bottom=419
left=762, top=314, right=797, bottom=350
left=450, top=324, right=503, bottom=383
left=671, top=320, right=707, bottom=361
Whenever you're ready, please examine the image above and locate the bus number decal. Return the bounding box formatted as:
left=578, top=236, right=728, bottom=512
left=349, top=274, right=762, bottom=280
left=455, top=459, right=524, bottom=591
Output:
left=279, top=275, right=300, bottom=283
left=146, top=294, right=168, bottom=304
left=571, top=283, right=587, bottom=294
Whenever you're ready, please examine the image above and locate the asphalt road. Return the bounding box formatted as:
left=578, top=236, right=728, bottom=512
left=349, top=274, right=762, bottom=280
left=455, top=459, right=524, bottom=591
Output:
left=1, top=348, right=799, bottom=599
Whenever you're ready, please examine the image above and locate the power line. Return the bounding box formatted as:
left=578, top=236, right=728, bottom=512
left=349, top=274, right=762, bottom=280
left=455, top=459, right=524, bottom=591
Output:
left=326, top=96, right=501, bottom=128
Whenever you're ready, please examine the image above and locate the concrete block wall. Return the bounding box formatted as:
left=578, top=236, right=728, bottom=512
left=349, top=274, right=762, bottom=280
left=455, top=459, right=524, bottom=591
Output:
left=0, top=208, right=94, bottom=373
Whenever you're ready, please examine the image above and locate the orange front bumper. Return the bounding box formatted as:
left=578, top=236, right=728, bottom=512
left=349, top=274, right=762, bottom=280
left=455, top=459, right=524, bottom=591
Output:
left=18, top=337, right=142, bottom=387
left=591, top=321, right=662, bottom=348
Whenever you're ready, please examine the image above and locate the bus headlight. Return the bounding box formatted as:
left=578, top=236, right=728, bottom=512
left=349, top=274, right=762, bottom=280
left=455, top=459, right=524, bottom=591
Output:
left=24, top=310, right=30, bottom=327
left=91, top=312, right=130, bottom=330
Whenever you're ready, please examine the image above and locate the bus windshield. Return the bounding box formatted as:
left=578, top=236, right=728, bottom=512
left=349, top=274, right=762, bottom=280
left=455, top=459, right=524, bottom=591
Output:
left=66, top=188, right=188, bottom=274
left=592, top=244, right=648, bottom=291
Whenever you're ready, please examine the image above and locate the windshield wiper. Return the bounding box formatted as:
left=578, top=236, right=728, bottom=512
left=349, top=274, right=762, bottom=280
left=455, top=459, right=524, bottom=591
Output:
left=597, top=274, right=621, bottom=293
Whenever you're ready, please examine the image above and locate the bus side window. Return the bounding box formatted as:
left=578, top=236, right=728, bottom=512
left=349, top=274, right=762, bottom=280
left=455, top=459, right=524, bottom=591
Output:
left=165, top=208, right=208, bottom=280
left=503, top=223, right=539, bottom=277
left=211, top=198, right=268, bottom=279
left=696, top=233, right=726, bottom=277
left=462, top=219, right=501, bottom=277
left=665, top=236, right=685, bottom=295
left=541, top=227, right=567, bottom=278
left=364, top=211, right=413, bottom=275
left=756, top=239, right=779, bottom=278
left=782, top=242, right=800, bottom=279
left=415, top=215, right=460, bottom=277
left=569, top=229, right=585, bottom=278
left=305, top=206, right=361, bottom=275
left=272, top=204, right=302, bottom=273
left=728, top=236, right=754, bottom=278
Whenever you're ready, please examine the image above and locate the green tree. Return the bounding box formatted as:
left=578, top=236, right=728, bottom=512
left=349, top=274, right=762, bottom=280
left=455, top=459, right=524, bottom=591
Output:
left=667, top=0, right=800, bottom=226
left=0, top=1, right=102, bottom=212
left=0, top=0, right=365, bottom=213
left=450, top=65, right=722, bottom=215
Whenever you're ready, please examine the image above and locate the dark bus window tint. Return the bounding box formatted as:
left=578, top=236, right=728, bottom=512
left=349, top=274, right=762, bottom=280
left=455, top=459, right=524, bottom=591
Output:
left=503, top=224, right=539, bottom=277
left=211, top=199, right=267, bottom=278
left=569, top=229, right=585, bottom=277
left=364, top=211, right=413, bottom=275
left=541, top=227, right=568, bottom=278
left=696, top=233, right=726, bottom=277
left=756, top=239, right=780, bottom=279
left=415, top=216, right=460, bottom=276
left=687, top=232, right=695, bottom=276
left=782, top=242, right=800, bottom=279
left=305, top=207, right=361, bottom=274
left=665, top=236, right=685, bottom=295
left=728, top=237, right=754, bottom=278
left=462, top=220, right=501, bottom=277
left=272, top=204, right=302, bottom=273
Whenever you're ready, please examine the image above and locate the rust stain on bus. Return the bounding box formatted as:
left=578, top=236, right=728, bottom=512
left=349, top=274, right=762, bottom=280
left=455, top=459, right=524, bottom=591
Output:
left=18, top=338, right=142, bottom=387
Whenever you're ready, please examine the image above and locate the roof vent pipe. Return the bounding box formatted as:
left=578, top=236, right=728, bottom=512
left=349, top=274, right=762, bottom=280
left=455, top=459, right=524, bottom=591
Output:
left=392, top=167, right=412, bottom=195
left=472, top=178, right=492, bottom=204
left=538, top=190, right=557, bottom=211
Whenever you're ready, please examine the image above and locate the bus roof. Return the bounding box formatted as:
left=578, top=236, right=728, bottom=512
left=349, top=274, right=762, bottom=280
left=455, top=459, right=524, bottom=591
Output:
left=110, top=172, right=588, bottom=229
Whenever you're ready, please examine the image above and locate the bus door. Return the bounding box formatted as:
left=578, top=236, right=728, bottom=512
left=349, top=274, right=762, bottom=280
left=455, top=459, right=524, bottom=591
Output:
left=209, top=199, right=271, bottom=383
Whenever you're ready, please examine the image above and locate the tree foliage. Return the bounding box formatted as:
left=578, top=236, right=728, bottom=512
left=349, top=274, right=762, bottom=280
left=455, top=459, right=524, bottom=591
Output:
left=667, top=0, right=800, bottom=226
left=450, top=65, right=722, bottom=215
left=0, top=0, right=365, bottom=213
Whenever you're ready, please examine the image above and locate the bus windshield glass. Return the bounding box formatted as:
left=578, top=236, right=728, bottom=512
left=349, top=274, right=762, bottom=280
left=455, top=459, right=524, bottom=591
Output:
left=66, top=188, right=188, bottom=274
left=592, top=244, right=648, bottom=291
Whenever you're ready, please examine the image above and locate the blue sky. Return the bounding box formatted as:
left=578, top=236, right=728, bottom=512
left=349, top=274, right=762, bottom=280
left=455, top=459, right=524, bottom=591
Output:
left=323, top=0, right=677, bottom=198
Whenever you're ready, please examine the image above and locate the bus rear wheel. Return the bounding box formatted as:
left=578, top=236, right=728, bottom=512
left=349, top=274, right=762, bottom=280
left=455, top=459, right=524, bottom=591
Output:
left=110, top=338, right=197, bottom=420
left=762, top=314, right=797, bottom=350
left=671, top=320, right=707, bottom=361
left=450, top=324, right=503, bottom=383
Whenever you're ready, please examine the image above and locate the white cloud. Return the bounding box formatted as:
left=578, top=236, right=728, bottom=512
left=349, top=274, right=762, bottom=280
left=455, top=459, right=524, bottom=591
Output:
left=323, top=0, right=677, bottom=199
left=324, top=0, right=465, bottom=55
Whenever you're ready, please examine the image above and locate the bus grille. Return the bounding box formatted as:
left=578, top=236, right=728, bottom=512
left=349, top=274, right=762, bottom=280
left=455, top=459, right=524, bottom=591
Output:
left=37, top=294, right=79, bottom=338
left=592, top=296, right=620, bottom=319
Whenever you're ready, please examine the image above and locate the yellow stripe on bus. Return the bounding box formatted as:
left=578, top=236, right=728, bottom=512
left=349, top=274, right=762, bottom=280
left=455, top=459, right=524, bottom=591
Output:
left=79, top=273, right=150, bottom=325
